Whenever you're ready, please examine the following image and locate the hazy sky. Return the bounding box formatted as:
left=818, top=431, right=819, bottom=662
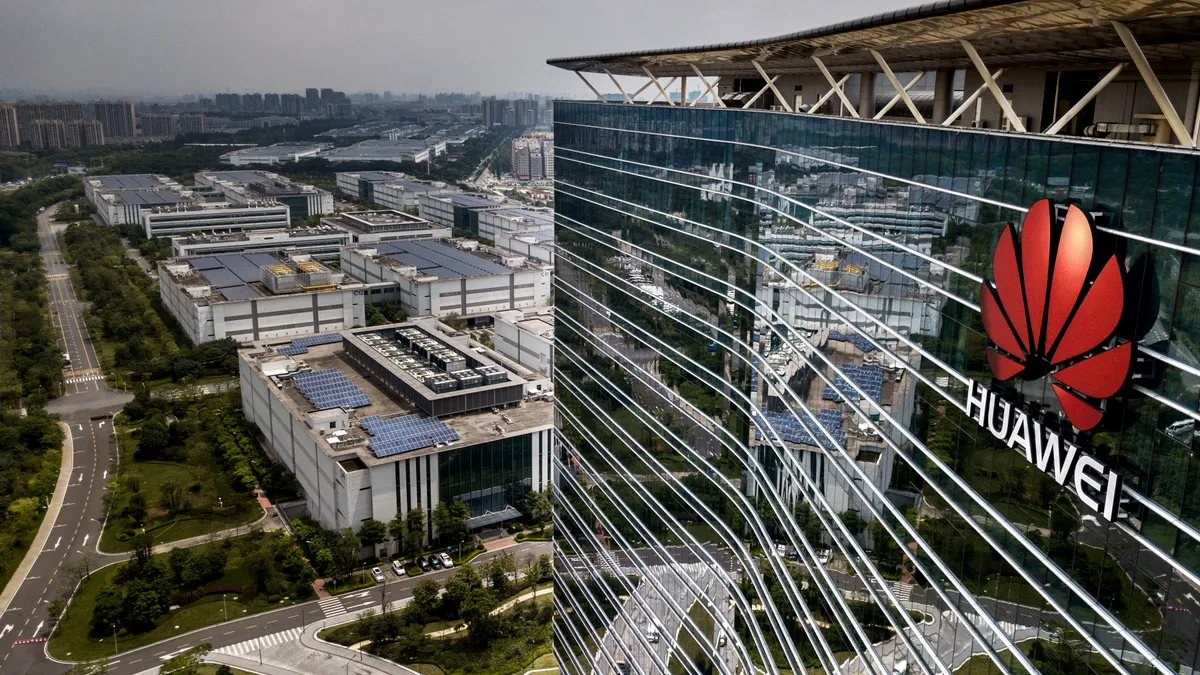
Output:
left=0, top=0, right=912, bottom=98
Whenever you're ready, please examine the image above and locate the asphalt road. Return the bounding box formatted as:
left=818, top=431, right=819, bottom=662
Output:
left=2, top=205, right=131, bottom=675
left=97, top=540, right=551, bottom=675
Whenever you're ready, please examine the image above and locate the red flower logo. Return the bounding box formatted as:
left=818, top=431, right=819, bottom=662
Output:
left=980, top=199, right=1132, bottom=430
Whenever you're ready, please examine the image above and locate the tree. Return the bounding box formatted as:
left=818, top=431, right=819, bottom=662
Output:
left=358, top=519, right=387, bottom=552
left=167, top=548, right=193, bottom=583
left=92, top=584, right=123, bottom=632
left=388, top=514, right=407, bottom=551
left=138, top=418, right=169, bottom=456
left=124, top=491, right=147, bottom=523
left=459, top=587, right=499, bottom=645
left=432, top=499, right=471, bottom=549
left=333, top=527, right=362, bottom=577
left=840, top=509, right=866, bottom=537
left=526, top=487, right=552, bottom=532
left=530, top=553, right=553, bottom=583
left=131, top=532, right=154, bottom=565
left=159, top=480, right=185, bottom=514
left=404, top=508, right=425, bottom=557
left=442, top=563, right=483, bottom=617
left=410, top=579, right=440, bottom=619
left=486, top=551, right=517, bottom=597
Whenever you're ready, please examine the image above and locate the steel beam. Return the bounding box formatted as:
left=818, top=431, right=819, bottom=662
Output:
left=1044, top=63, right=1126, bottom=135
left=741, top=73, right=781, bottom=110
left=642, top=67, right=676, bottom=106
left=575, top=71, right=605, bottom=102
left=874, top=71, right=925, bottom=120
left=870, top=50, right=925, bottom=123
left=960, top=40, right=1025, bottom=132
left=751, top=61, right=793, bottom=113
left=807, top=73, right=853, bottom=114
left=1113, top=20, right=1194, bottom=145
left=942, top=69, right=1003, bottom=126
left=603, top=68, right=633, bottom=104
left=811, top=56, right=859, bottom=117
left=690, top=64, right=726, bottom=108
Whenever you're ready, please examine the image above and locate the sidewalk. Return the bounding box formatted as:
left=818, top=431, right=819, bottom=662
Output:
left=96, top=498, right=284, bottom=560
left=0, top=422, right=74, bottom=615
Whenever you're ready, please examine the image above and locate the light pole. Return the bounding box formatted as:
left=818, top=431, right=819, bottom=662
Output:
left=112, top=624, right=117, bottom=655
left=223, top=594, right=228, bottom=621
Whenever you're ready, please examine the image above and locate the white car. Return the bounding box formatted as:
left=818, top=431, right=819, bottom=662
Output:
left=391, top=560, right=406, bottom=576
left=438, top=552, right=454, bottom=568
left=371, top=567, right=385, bottom=584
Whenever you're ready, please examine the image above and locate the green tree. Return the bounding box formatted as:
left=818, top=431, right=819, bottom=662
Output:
left=138, top=418, right=170, bottom=456
left=160, top=644, right=212, bottom=675
left=159, top=480, right=185, bottom=513
left=486, top=551, right=517, bottom=597
left=91, top=585, right=123, bottom=632
left=124, top=491, right=147, bottom=523
left=432, top=499, right=471, bottom=549
left=530, top=553, right=553, bottom=583
left=410, top=579, right=440, bottom=619
left=358, top=519, right=387, bottom=552
left=404, top=508, right=425, bottom=557
left=167, top=547, right=193, bottom=583
left=333, top=527, right=362, bottom=577
left=459, top=587, right=499, bottom=645
left=130, top=532, right=154, bottom=565
left=443, top=563, right=483, bottom=617
left=388, top=513, right=407, bottom=551
left=526, top=487, right=552, bottom=532
left=840, top=509, right=866, bottom=537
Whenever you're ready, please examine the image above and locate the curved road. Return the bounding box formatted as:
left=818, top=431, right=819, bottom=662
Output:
left=2, top=205, right=131, bottom=674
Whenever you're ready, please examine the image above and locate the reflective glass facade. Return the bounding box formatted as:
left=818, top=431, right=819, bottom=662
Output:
left=553, top=101, right=1200, bottom=675
left=438, top=435, right=534, bottom=517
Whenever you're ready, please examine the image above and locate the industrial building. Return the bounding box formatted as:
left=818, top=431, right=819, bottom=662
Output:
left=493, top=310, right=553, bottom=376
left=476, top=207, right=553, bottom=243
left=220, top=142, right=331, bottom=166
left=194, top=170, right=334, bottom=221
left=339, top=239, right=551, bottom=318
left=322, top=139, right=446, bottom=165
left=335, top=171, right=458, bottom=209
left=141, top=201, right=292, bottom=239
left=418, top=193, right=505, bottom=235
left=158, top=252, right=370, bottom=345
left=551, top=2, right=1200, bottom=675
left=238, top=321, right=553, bottom=541
left=170, top=226, right=352, bottom=262
left=320, top=210, right=451, bottom=245
left=85, top=174, right=189, bottom=225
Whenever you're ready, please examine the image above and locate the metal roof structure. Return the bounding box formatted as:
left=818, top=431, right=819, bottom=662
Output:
left=375, top=240, right=512, bottom=279
left=95, top=174, right=161, bottom=189
left=114, top=190, right=186, bottom=206
left=548, top=0, right=1200, bottom=77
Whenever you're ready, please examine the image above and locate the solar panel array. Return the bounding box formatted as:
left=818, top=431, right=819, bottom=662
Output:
left=828, top=331, right=878, bottom=353
left=755, top=409, right=845, bottom=448
left=361, top=414, right=460, bottom=458
left=189, top=253, right=280, bottom=300
left=293, top=369, right=370, bottom=410
left=822, top=365, right=885, bottom=403
left=374, top=241, right=510, bottom=279
left=277, top=333, right=344, bottom=356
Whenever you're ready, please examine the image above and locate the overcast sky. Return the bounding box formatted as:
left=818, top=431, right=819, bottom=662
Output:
left=0, top=0, right=913, bottom=99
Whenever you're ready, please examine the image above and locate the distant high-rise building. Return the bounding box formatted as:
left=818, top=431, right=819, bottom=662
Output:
left=326, top=102, right=353, bottom=119
left=541, top=140, right=553, bottom=179
left=65, top=120, right=104, bottom=147
left=502, top=106, right=516, bottom=127
left=305, top=88, right=320, bottom=110
left=13, top=101, right=84, bottom=138
left=242, top=93, right=263, bottom=113
left=384, top=91, right=392, bottom=101
left=264, top=93, right=281, bottom=112
left=29, top=119, right=66, bottom=150
left=94, top=100, right=136, bottom=139
left=482, top=98, right=506, bottom=127
left=511, top=134, right=553, bottom=181
left=178, top=114, right=206, bottom=135
left=320, top=88, right=335, bottom=106
left=0, top=104, right=19, bottom=148
left=140, top=113, right=177, bottom=138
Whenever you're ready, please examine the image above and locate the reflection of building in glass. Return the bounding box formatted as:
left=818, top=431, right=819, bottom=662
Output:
left=550, top=3, right=1200, bottom=675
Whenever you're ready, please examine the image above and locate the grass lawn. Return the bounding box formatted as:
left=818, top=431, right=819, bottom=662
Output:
left=529, top=653, right=557, bottom=669
left=49, top=537, right=299, bottom=662
left=100, top=426, right=262, bottom=553
left=197, top=665, right=257, bottom=675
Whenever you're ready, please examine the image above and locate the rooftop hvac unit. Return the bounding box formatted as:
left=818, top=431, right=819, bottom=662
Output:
left=261, top=263, right=302, bottom=294
left=425, top=373, right=457, bottom=394
left=452, top=370, right=483, bottom=389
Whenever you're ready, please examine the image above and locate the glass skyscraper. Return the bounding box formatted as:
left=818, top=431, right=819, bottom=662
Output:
left=548, top=3, right=1200, bottom=675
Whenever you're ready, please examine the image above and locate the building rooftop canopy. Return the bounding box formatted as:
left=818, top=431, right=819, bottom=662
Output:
left=547, top=0, right=1200, bottom=77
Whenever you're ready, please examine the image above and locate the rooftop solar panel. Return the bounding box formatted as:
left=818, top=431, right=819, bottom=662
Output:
left=220, top=255, right=263, bottom=283
left=200, top=268, right=245, bottom=288
left=244, top=253, right=280, bottom=267
left=220, top=285, right=262, bottom=301
left=189, top=257, right=224, bottom=270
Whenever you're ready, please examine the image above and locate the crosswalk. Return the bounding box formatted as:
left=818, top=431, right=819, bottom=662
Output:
left=318, top=595, right=346, bottom=618
left=215, top=627, right=303, bottom=656
left=890, top=582, right=913, bottom=603
left=65, top=373, right=104, bottom=384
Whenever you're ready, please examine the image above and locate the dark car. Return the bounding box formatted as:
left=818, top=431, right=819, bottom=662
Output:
left=431, top=554, right=445, bottom=570
left=417, top=556, right=431, bottom=572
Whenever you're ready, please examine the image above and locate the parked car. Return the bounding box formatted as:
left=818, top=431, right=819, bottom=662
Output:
left=392, top=560, right=406, bottom=576
left=431, top=555, right=444, bottom=570
left=417, top=556, right=431, bottom=572
left=371, top=567, right=385, bottom=584
left=438, top=552, right=454, bottom=568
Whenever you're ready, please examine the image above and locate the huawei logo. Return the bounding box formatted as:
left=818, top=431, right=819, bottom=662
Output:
left=980, top=199, right=1133, bottom=431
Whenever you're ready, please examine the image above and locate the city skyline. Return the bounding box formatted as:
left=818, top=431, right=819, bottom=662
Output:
left=0, top=0, right=911, bottom=98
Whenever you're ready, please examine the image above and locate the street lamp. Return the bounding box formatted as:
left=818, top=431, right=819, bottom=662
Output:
left=223, top=594, right=228, bottom=621
left=112, top=624, right=117, bottom=655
